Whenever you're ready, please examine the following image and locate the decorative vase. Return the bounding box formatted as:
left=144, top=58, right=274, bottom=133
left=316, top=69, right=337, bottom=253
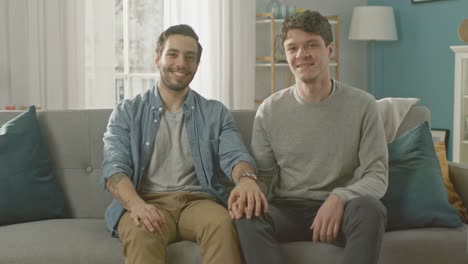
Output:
left=458, top=19, right=468, bottom=43
left=274, top=34, right=286, bottom=62
left=265, top=0, right=281, bottom=18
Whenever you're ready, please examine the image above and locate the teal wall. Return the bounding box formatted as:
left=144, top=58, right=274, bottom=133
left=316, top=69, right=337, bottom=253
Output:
left=367, top=0, right=468, bottom=160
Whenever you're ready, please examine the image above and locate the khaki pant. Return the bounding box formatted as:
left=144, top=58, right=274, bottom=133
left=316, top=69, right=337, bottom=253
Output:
left=117, top=192, right=241, bottom=264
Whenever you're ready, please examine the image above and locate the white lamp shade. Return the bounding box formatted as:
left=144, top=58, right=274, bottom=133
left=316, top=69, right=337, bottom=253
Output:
left=349, top=6, right=398, bottom=41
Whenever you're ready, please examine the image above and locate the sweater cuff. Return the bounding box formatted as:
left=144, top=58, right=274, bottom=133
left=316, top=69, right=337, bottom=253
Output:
left=330, top=189, right=355, bottom=204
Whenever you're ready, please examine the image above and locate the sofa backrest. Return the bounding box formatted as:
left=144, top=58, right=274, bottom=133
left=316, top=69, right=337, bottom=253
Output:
left=0, top=105, right=430, bottom=219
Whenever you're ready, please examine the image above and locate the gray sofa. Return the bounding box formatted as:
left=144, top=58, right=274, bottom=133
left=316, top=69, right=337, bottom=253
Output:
left=0, top=106, right=467, bottom=264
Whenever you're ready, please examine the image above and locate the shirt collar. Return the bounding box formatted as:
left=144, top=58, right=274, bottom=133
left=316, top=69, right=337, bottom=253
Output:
left=149, top=82, right=196, bottom=112
left=293, top=79, right=336, bottom=104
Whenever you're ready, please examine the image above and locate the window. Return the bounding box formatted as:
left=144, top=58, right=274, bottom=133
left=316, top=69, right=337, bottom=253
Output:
left=115, top=0, right=164, bottom=103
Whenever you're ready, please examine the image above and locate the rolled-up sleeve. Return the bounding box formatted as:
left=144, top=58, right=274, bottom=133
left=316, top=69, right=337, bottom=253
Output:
left=101, top=102, right=134, bottom=190
left=218, top=106, right=256, bottom=181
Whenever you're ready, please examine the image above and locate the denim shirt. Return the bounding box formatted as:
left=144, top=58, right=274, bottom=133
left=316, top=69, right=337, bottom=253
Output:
left=101, top=86, right=256, bottom=237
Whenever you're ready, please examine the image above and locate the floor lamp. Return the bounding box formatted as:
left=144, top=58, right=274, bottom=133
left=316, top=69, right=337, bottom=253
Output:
left=349, top=6, right=398, bottom=96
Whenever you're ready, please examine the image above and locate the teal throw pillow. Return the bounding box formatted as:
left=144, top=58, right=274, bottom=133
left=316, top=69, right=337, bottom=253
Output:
left=0, top=106, right=66, bottom=225
left=382, top=121, right=462, bottom=230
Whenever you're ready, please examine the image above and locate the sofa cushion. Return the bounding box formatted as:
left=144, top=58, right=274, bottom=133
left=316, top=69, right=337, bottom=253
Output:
left=0, top=219, right=123, bottom=264
left=434, top=141, right=468, bottom=222
left=0, top=219, right=466, bottom=264
left=0, top=219, right=204, bottom=264
left=382, top=121, right=463, bottom=230
left=379, top=226, right=468, bottom=264
left=0, top=106, right=66, bottom=225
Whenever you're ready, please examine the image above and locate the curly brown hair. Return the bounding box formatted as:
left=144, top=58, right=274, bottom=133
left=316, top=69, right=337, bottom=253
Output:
left=280, top=10, right=333, bottom=46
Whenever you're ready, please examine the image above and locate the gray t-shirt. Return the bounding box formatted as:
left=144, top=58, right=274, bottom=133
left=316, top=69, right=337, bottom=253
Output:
left=253, top=80, right=388, bottom=203
left=139, top=109, right=202, bottom=194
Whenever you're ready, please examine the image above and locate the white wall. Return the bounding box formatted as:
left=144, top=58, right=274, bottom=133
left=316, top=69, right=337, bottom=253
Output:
left=256, top=0, right=368, bottom=91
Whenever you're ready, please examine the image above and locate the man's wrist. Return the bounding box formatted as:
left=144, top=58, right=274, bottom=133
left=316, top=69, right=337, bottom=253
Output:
left=329, top=193, right=345, bottom=205
left=239, top=171, right=258, bottom=182
left=127, top=196, right=145, bottom=211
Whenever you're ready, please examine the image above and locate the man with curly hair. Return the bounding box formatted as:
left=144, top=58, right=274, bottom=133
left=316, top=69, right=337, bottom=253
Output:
left=233, top=10, right=388, bottom=264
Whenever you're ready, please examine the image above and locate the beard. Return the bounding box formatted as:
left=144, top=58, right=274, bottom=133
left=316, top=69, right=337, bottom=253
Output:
left=159, top=64, right=196, bottom=92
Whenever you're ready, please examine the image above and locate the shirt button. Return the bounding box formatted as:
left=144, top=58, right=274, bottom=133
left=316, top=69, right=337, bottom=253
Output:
left=153, top=119, right=158, bottom=123
left=191, top=106, right=195, bottom=109
left=151, top=106, right=155, bottom=110
left=145, top=142, right=150, bottom=146
left=158, top=107, right=163, bottom=111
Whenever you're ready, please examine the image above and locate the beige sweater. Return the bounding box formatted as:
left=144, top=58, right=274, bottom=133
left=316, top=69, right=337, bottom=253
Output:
left=252, top=80, right=388, bottom=203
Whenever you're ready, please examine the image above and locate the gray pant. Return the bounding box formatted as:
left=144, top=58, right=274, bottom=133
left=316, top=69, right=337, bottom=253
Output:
left=235, top=196, right=387, bottom=264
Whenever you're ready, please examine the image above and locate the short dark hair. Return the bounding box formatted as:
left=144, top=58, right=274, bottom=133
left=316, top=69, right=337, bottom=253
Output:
left=280, top=10, right=333, bottom=46
left=155, top=24, right=203, bottom=63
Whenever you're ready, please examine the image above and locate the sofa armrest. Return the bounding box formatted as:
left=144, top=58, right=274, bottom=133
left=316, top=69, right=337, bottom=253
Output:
left=448, top=161, right=468, bottom=207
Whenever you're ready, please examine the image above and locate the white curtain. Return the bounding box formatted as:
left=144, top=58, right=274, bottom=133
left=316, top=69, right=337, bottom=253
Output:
left=164, top=0, right=256, bottom=110
left=0, top=0, right=115, bottom=110
left=84, top=0, right=115, bottom=109
left=0, top=0, right=255, bottom=110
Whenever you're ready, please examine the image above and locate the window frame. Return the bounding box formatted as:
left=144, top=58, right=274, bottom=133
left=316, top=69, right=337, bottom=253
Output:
left=115, top=0, right=160, bottom=103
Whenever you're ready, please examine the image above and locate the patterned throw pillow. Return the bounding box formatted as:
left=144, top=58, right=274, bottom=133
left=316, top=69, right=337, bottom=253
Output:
left=434, top=141, right=468, bottom=223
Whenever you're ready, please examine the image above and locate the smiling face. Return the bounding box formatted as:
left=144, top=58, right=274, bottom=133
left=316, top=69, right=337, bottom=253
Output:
left=155, top=34, right=199, bottom=93
left=284, top=29, right=333, bottom=84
